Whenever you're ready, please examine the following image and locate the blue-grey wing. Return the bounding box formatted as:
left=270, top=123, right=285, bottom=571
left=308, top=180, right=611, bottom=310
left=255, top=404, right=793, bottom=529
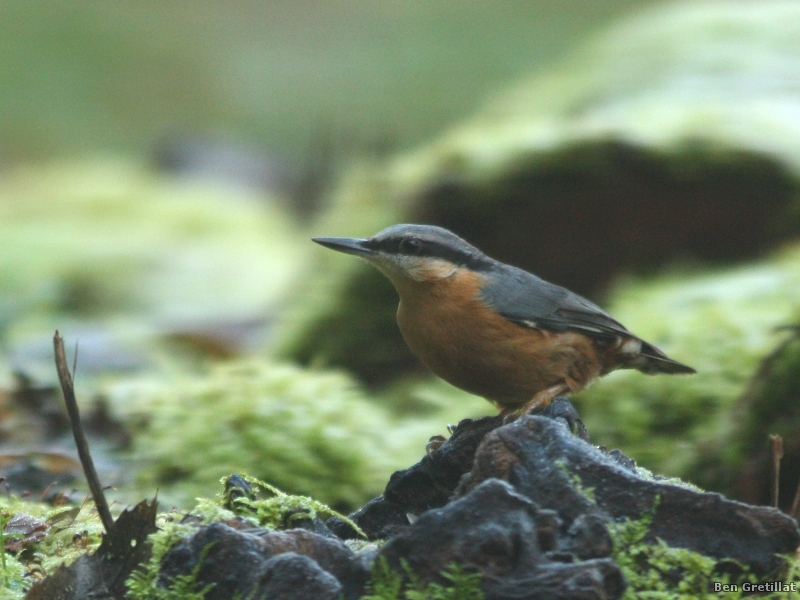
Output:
left=479, top=264, right=630, bottom=339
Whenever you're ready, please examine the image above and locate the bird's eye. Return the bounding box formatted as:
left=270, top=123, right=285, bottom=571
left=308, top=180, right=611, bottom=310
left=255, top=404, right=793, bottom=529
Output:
left=400, top=237, right=422, bottom=254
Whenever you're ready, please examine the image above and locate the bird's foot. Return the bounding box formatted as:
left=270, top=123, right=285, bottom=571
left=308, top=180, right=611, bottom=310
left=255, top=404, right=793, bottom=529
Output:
left=538, top=397, right=590, bottom=442
left=521, top=383, right=570, bottom=415
left=502, top=393, right=589, bottom=442
left=502, top=386, right=565, bottom=424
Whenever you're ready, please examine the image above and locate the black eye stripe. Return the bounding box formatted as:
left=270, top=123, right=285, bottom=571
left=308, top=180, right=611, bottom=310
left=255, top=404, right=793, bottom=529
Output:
left=399, top=237, right=422, bottom=254
left=369, top=233, right=492, bottom=270
left=370, top=236, right=420, bottom=254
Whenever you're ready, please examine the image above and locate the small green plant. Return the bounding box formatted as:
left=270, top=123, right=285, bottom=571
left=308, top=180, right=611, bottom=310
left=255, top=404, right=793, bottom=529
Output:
left=127, top=475, right=365, bottom=599
left=152, top=541, right=216, bottom=600
left=361, top=558, right=403, bottom=600
left=147, top=566, right=214, bottom=600
left=125, top=517, right=209, bottom=600
left=608, top=496, right=800, bottom=599
left=362, top=557, right=484, bottom=600
left=555, top=460, right=596, bottom=503
left=0, top=513, right=25, bottom=588
left=610, top=496, right=721, bottom=598
left=225, top=474, right=366, bottom=538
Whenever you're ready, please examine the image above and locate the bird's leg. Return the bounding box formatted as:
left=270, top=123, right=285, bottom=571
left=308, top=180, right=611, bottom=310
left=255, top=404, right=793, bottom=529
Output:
left=501, top=382, right=571, bottom=424
left=521, top=382, right=570, bottom=414
left=499, top=405, right=519, bottom=424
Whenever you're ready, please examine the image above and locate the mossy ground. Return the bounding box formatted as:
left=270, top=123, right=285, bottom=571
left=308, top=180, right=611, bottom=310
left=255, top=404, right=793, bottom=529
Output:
left=0, top=471, right=795, bottom=599
left=609, top=503, right=800, bottom=600
left=105, top=360, right=491, bottom=512
left=107, top=360, right=397, bottom=510
left=0, top=496, right=105, bottom=599
left=361, top=558, right=484, bottom=600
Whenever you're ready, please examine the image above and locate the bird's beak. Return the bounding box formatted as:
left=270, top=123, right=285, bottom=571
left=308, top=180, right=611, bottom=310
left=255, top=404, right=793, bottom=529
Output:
left=312, top=236, right=375, bottom=257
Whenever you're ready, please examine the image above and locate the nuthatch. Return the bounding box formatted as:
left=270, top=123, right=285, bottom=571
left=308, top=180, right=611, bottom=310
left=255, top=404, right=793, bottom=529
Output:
left=313, top=224, right=695, bottom=414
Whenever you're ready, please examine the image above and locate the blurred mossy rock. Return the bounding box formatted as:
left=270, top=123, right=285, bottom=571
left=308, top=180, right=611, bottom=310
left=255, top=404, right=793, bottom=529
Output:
left=0, top=157, right=304, bottom=342
left=278, top=0, right=800, bottom=384
left=107, top=360, right=387, bottom=510
left=0, top=157, right=307, bottom=379
left=105, top=359, right=486, bottom=511
left=572, top=244, right=800, bottom=500
left=690, top=327, right=800, bottom=509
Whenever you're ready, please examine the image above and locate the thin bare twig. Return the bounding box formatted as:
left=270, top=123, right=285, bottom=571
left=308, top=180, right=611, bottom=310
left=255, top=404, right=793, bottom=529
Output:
left=769, top=434, right=784, bottom=509
left=72, top=340, right=79, bottom=381
left=53, top=331, right=114, bottom=533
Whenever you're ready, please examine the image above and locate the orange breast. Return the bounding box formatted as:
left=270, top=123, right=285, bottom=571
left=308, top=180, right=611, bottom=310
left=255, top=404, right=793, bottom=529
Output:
left=395, top=270, right=602, bottom=408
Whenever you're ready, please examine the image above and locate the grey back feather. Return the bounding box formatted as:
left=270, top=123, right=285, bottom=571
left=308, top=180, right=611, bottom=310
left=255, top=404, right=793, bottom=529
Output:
left=479, top=264, right=631, bottom=339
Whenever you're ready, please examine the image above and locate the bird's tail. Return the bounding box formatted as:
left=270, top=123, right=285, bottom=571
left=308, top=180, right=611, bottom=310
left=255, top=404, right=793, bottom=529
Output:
left=629, top=340, right=696, bottom=375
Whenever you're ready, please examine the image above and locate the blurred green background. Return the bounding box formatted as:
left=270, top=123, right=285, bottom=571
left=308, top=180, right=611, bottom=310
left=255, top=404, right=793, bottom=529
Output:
left=0, top=0, right=656, bottom=161
left=3, top=0, right=800, bottom=514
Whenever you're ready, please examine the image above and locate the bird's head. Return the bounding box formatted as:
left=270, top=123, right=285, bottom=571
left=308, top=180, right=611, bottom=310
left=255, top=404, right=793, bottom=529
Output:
left=313, top=224, right=489, bottom=288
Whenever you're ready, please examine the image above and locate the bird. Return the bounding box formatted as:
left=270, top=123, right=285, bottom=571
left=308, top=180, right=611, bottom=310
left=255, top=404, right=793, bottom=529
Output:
left=313, top=224, right=695, bottom=415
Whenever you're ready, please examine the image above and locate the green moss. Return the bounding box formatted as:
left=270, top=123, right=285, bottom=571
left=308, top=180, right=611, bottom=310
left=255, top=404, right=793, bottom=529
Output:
left=107, top=359, right=458, bottom=510
left=362, top=557, right=484, bottom=600
left=125, top=487, right=265, bottom=600
left=610, top=500, right=714, bottom=598
left=125, top=514, right=216, bottom=600
left=372, top=375, right=492, bottom=421
left=224, top=474, right=365, bottom=538
left=105, top=356, right=497, bottom=511
left=125, top=477, right=365, bottom=600
left=0, top=496, right=106, bottom=599
left=139, top=569, right=212, bottom=600
left=109, top=361, right=386, bottom=508
left=0, top=554, right=26, bottom=600
left=556, top=460, right=596, bottom=503
left=609, top=499, right=799, bottom=599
